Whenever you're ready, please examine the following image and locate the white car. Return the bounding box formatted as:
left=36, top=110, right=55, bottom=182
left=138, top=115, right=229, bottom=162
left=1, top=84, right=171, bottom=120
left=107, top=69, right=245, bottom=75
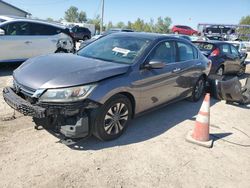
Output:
left=0, top=16, right=74, bottom=63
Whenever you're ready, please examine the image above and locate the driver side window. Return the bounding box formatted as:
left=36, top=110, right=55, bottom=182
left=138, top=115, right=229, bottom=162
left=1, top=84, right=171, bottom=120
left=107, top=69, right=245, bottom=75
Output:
left=3, top=22, right=31, bottom=36
left=149, top=41, right=176, bottom=64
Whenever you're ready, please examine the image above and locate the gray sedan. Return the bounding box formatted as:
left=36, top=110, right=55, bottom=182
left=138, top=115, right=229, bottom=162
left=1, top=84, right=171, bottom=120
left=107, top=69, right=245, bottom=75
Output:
left=3, top=32, right=210, bottom=141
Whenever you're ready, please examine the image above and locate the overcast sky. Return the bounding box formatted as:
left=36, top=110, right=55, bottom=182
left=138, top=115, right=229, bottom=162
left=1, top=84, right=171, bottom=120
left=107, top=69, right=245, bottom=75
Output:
left=6, top=0, right=250, bottom=29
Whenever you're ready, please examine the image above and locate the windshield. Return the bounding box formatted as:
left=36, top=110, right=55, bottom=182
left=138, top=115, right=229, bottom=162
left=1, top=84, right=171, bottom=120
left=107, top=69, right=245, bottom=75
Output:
left=193, top=42, right=214, bottom=52
left=78, top=36, right=152, bottom=64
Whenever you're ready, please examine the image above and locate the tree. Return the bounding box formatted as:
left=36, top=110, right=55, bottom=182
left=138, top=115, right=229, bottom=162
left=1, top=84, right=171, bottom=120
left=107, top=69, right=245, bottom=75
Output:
left=116, top=21, right=125, bottom=28
left=78, top=11, right=87, bottom=22
left=46, top=17, right=54, bottom=22
left=88, top=15, right=101, bottom=34
left=64, top=6, right=87, bottom=23
left=238, top=15, right=250, bottom=40
left=132, top=18, right=145, bottom=31
left=106, top=21, right=113, bottom=30
left=127, top=21, right=132, bottom=29
left=154, top=16, right=172, bottom=33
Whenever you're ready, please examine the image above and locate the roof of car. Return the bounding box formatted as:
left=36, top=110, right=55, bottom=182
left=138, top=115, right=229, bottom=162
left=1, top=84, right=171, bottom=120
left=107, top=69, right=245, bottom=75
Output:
left=108, top=32, right=184, bottom=40
left=193, top=40, right=229, bottom=45
left=0, top=16, right=66, bottom=29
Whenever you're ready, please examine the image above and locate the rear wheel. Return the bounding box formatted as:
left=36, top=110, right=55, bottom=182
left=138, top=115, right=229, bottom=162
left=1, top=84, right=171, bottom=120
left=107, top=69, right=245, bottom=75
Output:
left=189, top=77, right=205, bottom=102
left=92, top=95, right=132, bottom=141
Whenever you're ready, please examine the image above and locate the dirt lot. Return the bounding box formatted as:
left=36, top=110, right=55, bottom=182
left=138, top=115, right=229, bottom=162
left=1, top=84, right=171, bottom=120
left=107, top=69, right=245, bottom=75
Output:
left=0, top=63, right=250, bottom=188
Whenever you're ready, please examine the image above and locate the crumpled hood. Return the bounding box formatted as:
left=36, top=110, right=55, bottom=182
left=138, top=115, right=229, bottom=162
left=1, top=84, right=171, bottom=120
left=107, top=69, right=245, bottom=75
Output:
left=13, top=53, right=130, bottom=89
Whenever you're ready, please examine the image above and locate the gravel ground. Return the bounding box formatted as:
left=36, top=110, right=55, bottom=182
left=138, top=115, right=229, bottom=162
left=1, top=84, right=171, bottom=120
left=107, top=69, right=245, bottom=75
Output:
left=0, top=63, right=250, bottom=188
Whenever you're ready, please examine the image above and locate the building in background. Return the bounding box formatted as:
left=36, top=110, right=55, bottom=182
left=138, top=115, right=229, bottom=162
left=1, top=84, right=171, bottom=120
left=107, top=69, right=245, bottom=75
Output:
left=0, top=0, right=30, bottom=17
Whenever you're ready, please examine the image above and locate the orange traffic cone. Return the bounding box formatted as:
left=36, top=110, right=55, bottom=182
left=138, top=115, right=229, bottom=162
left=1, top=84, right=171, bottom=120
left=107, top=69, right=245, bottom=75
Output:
left=186, top=93, right=213, bottom=148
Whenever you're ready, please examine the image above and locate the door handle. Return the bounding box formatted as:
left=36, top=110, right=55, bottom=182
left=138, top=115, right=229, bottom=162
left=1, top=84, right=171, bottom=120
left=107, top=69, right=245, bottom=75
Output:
left=24, top=41, right=32, bottom=44
left=196, top=63, right=201, bottom=66
left=172, top=68, right=181, bottom=73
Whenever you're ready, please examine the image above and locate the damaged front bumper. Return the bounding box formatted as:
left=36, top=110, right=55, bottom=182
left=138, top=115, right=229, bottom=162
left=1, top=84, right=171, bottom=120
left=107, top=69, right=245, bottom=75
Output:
left=3, top=87, right=100, bottom=138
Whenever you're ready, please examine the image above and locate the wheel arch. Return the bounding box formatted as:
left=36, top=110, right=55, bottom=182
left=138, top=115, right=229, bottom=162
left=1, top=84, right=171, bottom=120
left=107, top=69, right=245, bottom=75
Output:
left=105, top=92, right=136, bottom=118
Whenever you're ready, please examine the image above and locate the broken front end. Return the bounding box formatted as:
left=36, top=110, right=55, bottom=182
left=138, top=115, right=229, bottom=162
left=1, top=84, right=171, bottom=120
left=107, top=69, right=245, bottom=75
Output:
left=3, top=83, right=100, bottom=139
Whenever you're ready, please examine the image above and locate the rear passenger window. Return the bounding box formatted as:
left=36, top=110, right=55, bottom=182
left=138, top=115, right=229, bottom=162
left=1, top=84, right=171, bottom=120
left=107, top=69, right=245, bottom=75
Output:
left=221, top=44, right=230, bottom=54
left=30, top=23, right=60, bottom=35
left=149, top=41, right=176, bottom=63
left=177, top=42, right=195, bottom=61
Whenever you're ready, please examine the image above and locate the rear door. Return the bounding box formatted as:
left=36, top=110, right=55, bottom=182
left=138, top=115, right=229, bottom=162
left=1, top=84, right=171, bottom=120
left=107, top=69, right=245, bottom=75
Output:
left=29, top=23, right=59, bottom=57
left=220, top=44, right=235, bottom=73
left=175, top=41, right=200, bottom=97
left=229, top=44, right=242, bottom=73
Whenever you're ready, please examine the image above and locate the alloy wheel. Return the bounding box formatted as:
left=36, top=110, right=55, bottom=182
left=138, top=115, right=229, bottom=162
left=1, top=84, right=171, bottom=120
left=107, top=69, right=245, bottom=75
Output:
left=103, top=103, right=129, bottom=135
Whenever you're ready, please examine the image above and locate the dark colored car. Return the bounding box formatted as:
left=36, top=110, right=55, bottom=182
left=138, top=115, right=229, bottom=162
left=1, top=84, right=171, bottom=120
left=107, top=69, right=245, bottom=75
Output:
left=193, top=41, right=247, bottom=75
left=3, top=33, right=210, bottom=141
left=70, top=26, right=91, bottom=41
left=171, top=25, right=198, bottom=36
left=79, top=28, right=134, bottom=49
left=203, top=25, right=235, bottom=35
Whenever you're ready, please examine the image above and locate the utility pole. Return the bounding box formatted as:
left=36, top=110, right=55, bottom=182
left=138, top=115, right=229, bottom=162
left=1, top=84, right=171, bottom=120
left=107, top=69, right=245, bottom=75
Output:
left=100, top=0, right=105, bottom=33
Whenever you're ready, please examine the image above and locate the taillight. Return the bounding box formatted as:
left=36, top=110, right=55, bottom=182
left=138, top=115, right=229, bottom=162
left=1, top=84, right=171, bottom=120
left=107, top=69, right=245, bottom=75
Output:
left=210, top=48, right=220, bottom=57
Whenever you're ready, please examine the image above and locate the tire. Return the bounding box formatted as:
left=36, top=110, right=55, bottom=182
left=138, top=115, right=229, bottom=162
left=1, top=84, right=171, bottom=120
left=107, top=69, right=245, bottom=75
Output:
left=216, top=66, right=224, bottom=76
left=91, top=94, right=132, bottom=141
left=189, top=77, right=205, bottom=102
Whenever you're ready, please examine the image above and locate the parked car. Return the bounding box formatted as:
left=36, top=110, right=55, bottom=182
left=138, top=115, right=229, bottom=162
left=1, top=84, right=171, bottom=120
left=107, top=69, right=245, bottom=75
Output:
left=70, top=26, right=91, bottom=41
left=193, top=41, right=247, bottom=75
left=79, top=28, right=134, bottom=49
left=0, top=16, right=74, bottom=63
left=171, top=25, right=198, bottom=36
left=202, top=25, right=236, bottom=35
left=3, top=32, right=210, bottom=141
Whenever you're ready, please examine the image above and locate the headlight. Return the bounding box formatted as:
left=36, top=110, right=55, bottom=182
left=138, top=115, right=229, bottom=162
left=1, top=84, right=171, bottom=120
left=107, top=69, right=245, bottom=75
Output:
left=39, top=84, right=96, bottom=102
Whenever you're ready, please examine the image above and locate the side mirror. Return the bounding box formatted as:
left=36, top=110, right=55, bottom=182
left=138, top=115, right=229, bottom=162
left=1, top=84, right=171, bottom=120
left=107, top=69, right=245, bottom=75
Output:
left=0, top=28, right=5, bottom=35
left=145, top=60, right=166, bottom=69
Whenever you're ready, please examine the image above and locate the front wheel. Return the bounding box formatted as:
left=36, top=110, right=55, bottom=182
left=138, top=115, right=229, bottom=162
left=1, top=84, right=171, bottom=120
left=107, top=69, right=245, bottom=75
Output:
left=91, top=94, right=132, bottom=141
left=189, top=77, right=205, bottom=102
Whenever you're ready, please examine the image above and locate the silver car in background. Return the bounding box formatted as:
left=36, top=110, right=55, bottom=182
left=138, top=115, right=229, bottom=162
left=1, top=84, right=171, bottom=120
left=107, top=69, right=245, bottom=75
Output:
left=0, top=16, right=74, bottom=63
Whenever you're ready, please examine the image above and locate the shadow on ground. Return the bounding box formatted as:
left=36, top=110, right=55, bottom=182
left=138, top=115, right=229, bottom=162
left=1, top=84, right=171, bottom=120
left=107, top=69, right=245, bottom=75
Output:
left=0, top=62, right=22, bottom=77
left=51, top=98, right=219, bottom=151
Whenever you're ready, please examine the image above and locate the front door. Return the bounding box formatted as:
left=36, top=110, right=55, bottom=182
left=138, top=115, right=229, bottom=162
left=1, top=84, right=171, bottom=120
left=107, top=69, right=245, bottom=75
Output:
left=0, top=21, right=34, bottom=62
left=136, top=40, right=181, bottom=111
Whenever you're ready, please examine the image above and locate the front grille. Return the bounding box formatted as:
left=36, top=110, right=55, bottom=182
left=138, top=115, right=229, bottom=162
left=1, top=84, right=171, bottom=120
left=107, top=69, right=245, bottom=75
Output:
left=13, top=80, right=35, bottom=97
